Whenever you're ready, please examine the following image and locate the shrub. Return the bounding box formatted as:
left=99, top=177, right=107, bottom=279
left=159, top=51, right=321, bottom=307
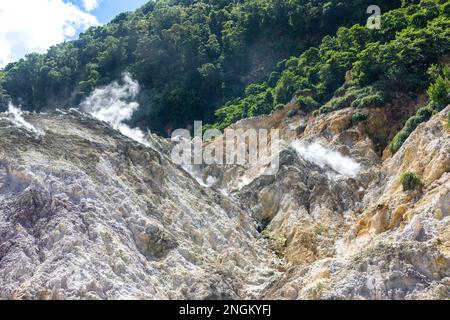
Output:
left=427, top=64, right=441, bottom=81
left=275, top=103, right=285, bottom=110
left=389, top=130, right=411, bottom=153
left=352, top=112, right=369, bottom=123
left=297, top=96, right=319, bottom=112
left=268, top=72, right=280, bottom=87
left=322, top=97, right=345, bottom=112
left=411, top=12, right=428, bottom=27
left=428, top=76, right=450, bottom=110
left=287, top=109, right=298, bottom=118
left=400, top=171, right=423, bottom=191
left=447, top=112, right=450, bottom=128
left=295, top=88, right=313, bottom=97
left=319, top=105, right=334, bottom=114
left=351, top=92, right=385, bottom=109
left=389, top=104, right=434, bottom=153
left=416, top=106, right=434, bottom=119
left=443, top=2, right=450, bottom=15
left=312, top=110, right=320, bottom=117
left=321, top=84, right=387, bottom=114
left=295, top=123, right=307, bottom=134
left=402, top=0, right=420, bottom=7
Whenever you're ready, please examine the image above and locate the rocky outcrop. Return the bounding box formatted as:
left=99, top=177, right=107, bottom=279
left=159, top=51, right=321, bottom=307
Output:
left=241, top=105, right=449, bottom=300
left=189, top=97, right=448, bottom=300
left=0, top=110, right=279, bottom=300
left=0, top=102, right=448, bottom=300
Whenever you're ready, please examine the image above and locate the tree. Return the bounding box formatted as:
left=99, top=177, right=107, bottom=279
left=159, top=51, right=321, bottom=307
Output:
left=427, top=76, right=450, bottom=109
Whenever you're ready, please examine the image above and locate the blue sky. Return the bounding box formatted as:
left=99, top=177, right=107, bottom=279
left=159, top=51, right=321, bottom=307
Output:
left=70, top=0, right=149, bottom=24
left=0, top=0, right=150, bottom=66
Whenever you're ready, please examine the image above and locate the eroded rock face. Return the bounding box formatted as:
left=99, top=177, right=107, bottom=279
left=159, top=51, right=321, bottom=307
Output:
left=236, top=105, right=449, bottom=300
left=189, top=100, right=448, bottom=300
left=0, top=103, right=448, bottom=300
left=0, top=111, right=279, bottom=300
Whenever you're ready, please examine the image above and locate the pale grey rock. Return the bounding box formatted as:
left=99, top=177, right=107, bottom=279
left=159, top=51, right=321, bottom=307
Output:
left=0, top=106, right=448, bottom=300
left=0, top=111, right=278, bottom=300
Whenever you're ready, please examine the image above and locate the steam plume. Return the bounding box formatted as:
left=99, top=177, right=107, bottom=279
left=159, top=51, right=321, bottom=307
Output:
left=291, top=141, right=361, bottom=178
left=80, top=73, right=149, bottom=146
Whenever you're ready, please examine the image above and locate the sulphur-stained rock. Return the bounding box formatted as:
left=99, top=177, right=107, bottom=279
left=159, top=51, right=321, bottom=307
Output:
left=0, top=102, right=448, bottom=300
left=206, top=102, right=448, bottom=300
left=259, top=106, right=449, bottom=300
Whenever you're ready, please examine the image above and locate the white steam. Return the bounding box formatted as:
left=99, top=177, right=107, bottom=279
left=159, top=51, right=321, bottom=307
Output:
left=1, top=103, right=44, bottom=135
left=80, top=73, right=149, bottom=146
left=182, top=164, right=218, bottom=188
left=291, top=141, right=361, bottom=178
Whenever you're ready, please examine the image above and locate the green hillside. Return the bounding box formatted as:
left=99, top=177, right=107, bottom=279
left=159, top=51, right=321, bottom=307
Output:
left=210, top=0, right=450, bottom=130
left=0, top=0, right=401, bottom=135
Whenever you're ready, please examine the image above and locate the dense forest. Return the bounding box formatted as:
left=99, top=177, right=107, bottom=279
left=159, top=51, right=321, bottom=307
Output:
left=0, top=0, right=449, bottom=137
left=0, top=0, right=402, bottom=135
left=211, top=0, right=450, bottom=131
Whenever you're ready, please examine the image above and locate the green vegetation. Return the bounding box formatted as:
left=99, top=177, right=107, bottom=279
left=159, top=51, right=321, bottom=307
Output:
left=389, top=63, right=450, bottom=153
left=295, top=123, right=307, bottom=135
left=211, top=0, right=450, bottom=129
left=287, top=109, right=298, bottom=118
left=0, top=0, right=400, bottom=135
left=0, top=0, right=447, bottom=137
left=389, top=104, right=434, bottom=153
left=400, top=171, right=423, bottom=191
left=352, top=112, right=369, bottom=123
left=297, top=96, right=319, bottom=112
left=428, top=76, right=450, bottom=110
left=275, top=104, right=285, bottom=111
left=320, top=83, right=387, bottom=115
left=0, top=71, right=7, bottom=103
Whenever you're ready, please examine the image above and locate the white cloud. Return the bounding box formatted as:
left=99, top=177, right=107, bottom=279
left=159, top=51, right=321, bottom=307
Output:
left=82, top=0, right=102, bottom=11
left=0, top=0, right=99, bottom=67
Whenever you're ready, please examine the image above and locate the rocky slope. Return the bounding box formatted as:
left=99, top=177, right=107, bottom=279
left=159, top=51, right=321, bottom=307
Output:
left=0, top=109, right=280, bottom=300
left=0, top=102, right=448, bottom=300
left=228, top=103, right=450, bottom=300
